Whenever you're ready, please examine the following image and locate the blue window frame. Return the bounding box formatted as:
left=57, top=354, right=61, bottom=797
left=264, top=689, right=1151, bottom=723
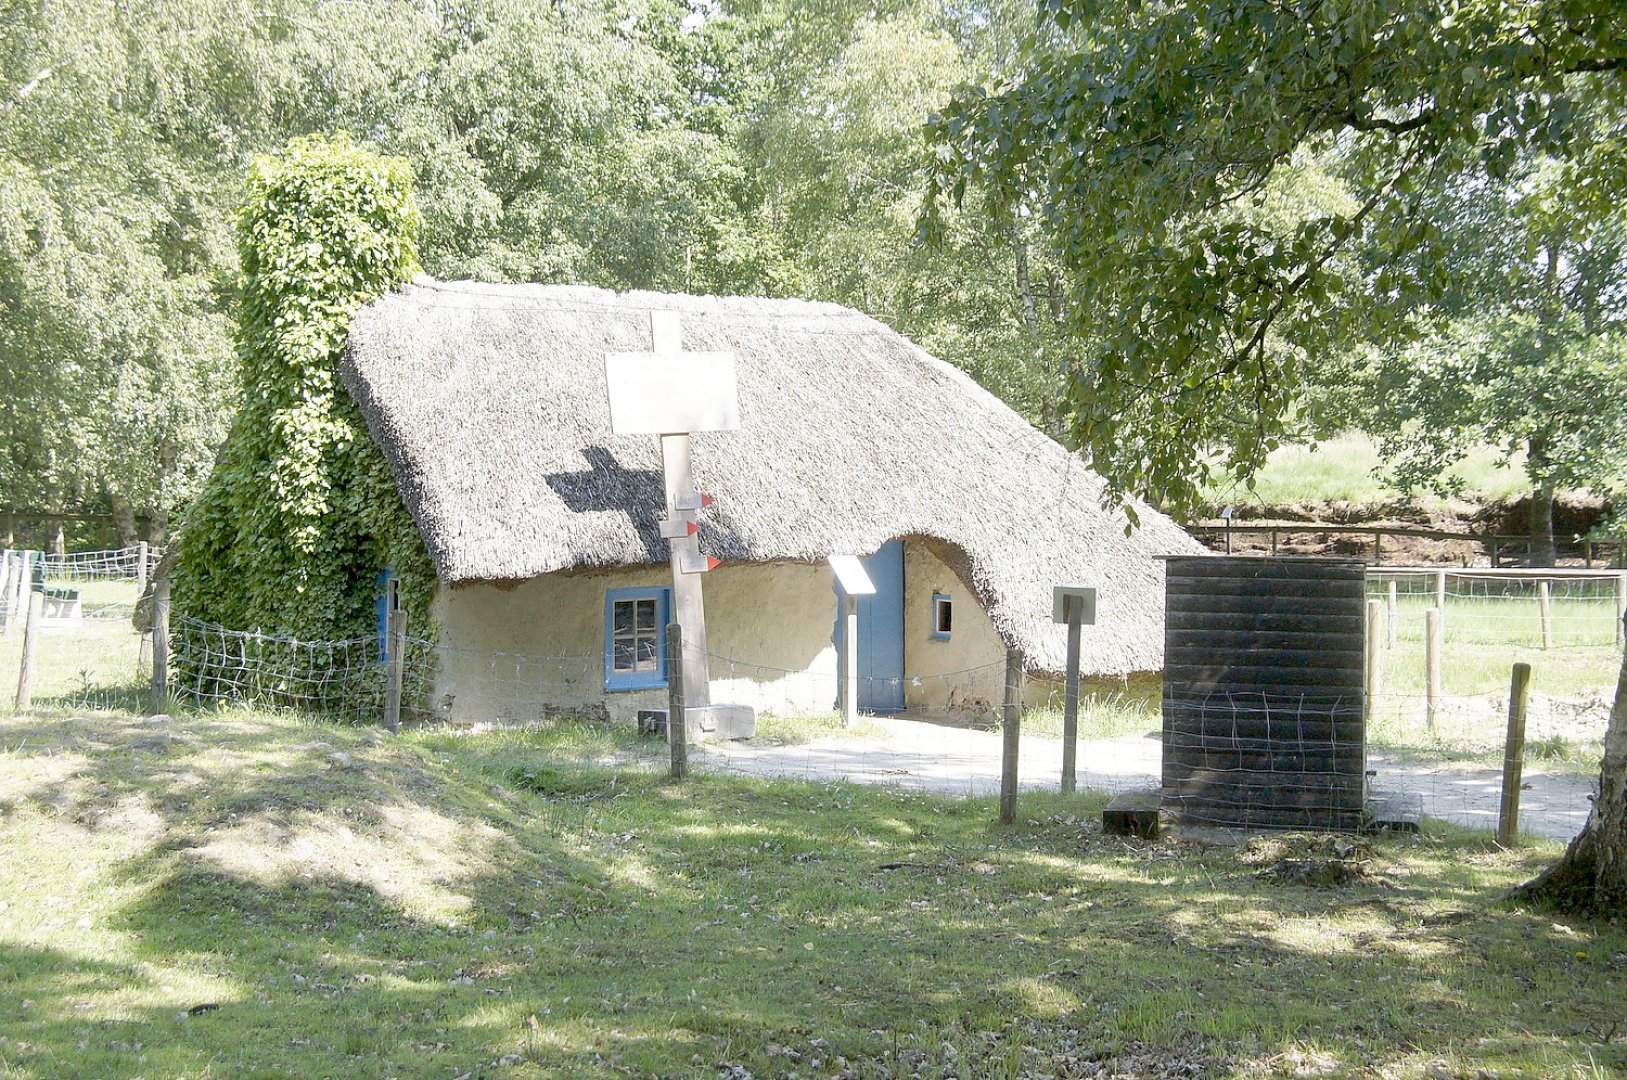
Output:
left=604, top=586, right=670, bottom=691
left=931, top=593, right=953, bottom=639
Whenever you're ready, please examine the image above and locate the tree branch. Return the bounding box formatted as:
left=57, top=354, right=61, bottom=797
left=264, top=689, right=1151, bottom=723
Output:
left=1339, top=108, right=1436, bottom=135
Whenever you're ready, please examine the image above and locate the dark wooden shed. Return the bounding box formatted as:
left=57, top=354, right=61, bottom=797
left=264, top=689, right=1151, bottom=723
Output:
left=1162, top=556, right=1367, bottom=831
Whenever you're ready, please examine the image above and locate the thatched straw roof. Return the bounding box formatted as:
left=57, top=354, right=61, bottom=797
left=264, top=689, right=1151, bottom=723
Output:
left=342, top=278, right=1206, bottom=674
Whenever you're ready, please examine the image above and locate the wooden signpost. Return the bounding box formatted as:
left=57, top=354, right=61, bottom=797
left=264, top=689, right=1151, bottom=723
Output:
left=1052, top=584, right=1097, bottom=794
left=606, top=310, right=752, bottom=742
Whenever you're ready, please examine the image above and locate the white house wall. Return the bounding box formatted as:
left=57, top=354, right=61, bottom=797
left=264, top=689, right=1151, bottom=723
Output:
left=902, top=542, right=1007, bottom=711
left=431, top=561, right=841, bottom=723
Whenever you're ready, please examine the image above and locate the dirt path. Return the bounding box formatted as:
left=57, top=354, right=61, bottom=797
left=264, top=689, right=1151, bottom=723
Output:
left=698, top=716, right=1594, bottom=840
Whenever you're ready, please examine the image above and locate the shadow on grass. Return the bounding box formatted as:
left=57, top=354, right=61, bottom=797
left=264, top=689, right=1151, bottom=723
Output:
left=0, top=707, right=1623, bottom=1078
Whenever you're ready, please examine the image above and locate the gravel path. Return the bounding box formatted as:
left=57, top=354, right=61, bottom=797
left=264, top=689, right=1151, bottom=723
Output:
left=698, top=716, right=1595, bottom=841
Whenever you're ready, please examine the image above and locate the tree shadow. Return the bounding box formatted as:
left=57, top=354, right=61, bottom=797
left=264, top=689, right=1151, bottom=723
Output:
left=0, top=709, right=1622, bottom=1077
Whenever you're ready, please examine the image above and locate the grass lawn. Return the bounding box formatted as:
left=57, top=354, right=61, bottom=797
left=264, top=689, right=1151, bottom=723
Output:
left=1203, top=433, right=1531, bottom=505
left=1360, top=591, right=1619, bottom=770
left=1, top=708, right=1623, bottom=1079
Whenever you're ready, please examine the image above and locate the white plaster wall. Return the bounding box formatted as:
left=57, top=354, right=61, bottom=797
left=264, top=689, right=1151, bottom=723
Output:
left=902, top=542, right=1006, bottom=711
left=431, top=561, right=840, bottom=723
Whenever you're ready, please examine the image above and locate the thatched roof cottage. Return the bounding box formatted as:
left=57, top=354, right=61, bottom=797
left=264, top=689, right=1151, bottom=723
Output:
left=343, top=278, right=1204, bottom=722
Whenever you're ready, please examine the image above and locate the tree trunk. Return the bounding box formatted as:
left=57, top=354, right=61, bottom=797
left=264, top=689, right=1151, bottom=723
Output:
left=111, top=495, right=138, bottom=548
left=1512, top=615, right=1627, bottom=912
left=1046, top=267, right=1065, bottom=324
left=1529, top=485, right=1556, bottom=567
left=1527, top=434, right=1555, bottom=568
left=142, top=505, right=169, bottom=548
left=1014, top=224, right=1037, bottom=330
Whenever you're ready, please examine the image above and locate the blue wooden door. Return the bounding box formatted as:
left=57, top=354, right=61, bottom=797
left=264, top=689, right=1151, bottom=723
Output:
left=837, top=539, right=906, bottom=712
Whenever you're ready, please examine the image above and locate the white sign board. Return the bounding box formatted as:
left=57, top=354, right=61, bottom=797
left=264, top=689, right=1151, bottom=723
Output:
left=605, top=352, right=741, bottom=435
left=829, top=555, right=877, bottom=596
left=1052, top=585, right=1097, bottom=624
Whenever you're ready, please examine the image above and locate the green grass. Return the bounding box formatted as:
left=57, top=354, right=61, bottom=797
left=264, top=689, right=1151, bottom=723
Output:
left=0, top=588, right=148, bottom=715
left=1204, top=433, right=1532, bottom=505
left=1, top=707, right=1623, bottom=1079
left=1364, top=588, right=1620, bottom=767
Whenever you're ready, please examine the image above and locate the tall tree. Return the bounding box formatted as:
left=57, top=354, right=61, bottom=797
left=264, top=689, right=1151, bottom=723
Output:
left=925, top=0, right=1627, bottom=518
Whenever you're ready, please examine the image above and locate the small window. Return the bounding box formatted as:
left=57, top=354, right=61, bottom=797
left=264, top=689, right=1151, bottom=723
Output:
left=931, top=593, right=953, bottom=639
left=604, top=587, right=670, bottom=690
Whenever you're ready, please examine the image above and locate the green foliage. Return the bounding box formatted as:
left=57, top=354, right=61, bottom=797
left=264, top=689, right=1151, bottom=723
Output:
left=1369, top=313, right=1627, bottom=498
left=925, top=0, right=1627, bottom=516
left=172, top=135, right=431, bottom=644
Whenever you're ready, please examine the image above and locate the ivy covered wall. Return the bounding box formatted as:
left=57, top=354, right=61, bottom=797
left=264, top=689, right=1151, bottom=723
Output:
left=172, top=135, right=436, bottom=648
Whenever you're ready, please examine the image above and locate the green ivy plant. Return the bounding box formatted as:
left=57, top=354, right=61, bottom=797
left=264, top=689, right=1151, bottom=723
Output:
left=172, top=134, right=434, bottom=678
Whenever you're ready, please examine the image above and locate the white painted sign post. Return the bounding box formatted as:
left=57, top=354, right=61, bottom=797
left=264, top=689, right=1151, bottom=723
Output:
left=829, top=555, right=877, bottom=727
left=606, top=311, right=740, bottom=732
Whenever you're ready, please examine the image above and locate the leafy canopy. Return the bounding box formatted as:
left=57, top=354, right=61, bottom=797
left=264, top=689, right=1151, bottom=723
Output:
left=925, top=0, right=1627, bottom=517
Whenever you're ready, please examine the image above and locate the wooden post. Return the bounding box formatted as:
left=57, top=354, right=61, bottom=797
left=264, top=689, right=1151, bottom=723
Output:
left=1616, top=573, right=1625, bottom=647
left=1425, top=607, right=1442, bottom=734
left=1364, top=599, right=1383, bottom=726
left=136, top=540, right=149, bottom=592
left=11, top=588, right=42, bottom=715
left=1435, top=569, right=1447, bottom=619
left=999, top=647, right=1024, bottom=824
left=1373, top=531, right=1382, bottom=562
left=841, top=592, right=859, bottom=727
left=149, top=576, right=169, bottom=715
left=4, top=551, right=22, bottom=628
left=1060, top=596, right=1083, bottom=794
left=1491, top=540, right=1501, bottom=568
left=1386, top=579, right=1398, bottom=649
left=382, top=577, right=404, bottom=732
left=1537, top=580, right=1552, bottom=651
left=1497, top=662, right=1531, bottom=847
left=666, top=623, right=687, bottom=779
left=1584, top=538, right=1594, bottom=568
left=0, top=551, right=11, bottom=628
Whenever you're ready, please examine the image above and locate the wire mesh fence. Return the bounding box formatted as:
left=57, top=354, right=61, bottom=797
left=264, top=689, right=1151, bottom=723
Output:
left=0, top=560, right=1612, bottom=841
left=39, top=545, right=160, bottom=582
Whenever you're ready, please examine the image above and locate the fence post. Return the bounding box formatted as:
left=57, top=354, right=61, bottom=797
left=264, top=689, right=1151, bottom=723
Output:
left=5, top=551, right=23, bottom=627
left=1435, top=569, right=1447, bottom=621
left=1364, top=599, right=1383, bottom=727
left=11, top=586, right=42, bottom=715
left=1060, top=597, right=1083, bottom=795
left=999, top=647, right=1024, bottom=824
left=149, top=576, right=169, bottom=715
left=666, top=623, right=687, bottom=779
left=136, top=541, right=149, bottom=592
left=1425, top=607, right=1442, bottom=734
left=1537, top=580, right=1552, bottom=650
left=1386, top=579, right=1398, bottom=649
left=1616, top=573, right=1626, bottom=647
left=1497, top=662, right=1531, bottom=847
left=0, top=550, right=10, bottom=629
left=383, top=578, right=404, bottom=733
